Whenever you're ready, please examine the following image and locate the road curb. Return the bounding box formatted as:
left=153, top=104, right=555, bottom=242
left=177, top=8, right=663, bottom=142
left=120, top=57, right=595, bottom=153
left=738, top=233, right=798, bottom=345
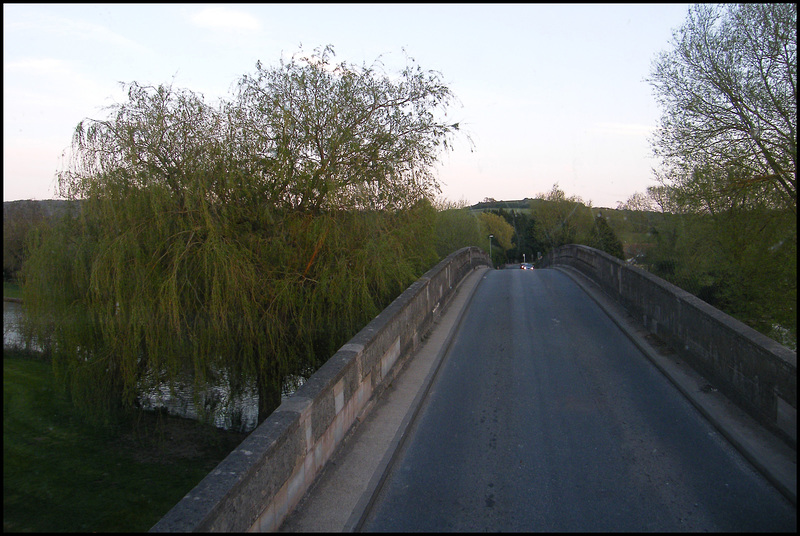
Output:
left=277, top=266, right=491, bottom=532
left=344, top=265, right=491, bottom=531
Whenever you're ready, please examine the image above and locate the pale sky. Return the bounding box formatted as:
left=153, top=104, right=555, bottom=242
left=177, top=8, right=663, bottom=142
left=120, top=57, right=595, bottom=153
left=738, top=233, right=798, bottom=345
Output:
left=3, top=3, right=692, bottom=207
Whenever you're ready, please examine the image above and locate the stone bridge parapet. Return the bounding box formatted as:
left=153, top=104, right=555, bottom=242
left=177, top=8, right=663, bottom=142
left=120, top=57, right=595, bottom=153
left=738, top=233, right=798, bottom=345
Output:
left=542, top=244, right=796, bottom=448
left=150, top=246, right=491, bottom=532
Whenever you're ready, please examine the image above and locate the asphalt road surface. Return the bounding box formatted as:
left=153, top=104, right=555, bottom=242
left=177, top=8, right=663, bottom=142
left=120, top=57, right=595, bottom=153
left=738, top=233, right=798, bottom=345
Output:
left=361, top=268, right=796, bottom=532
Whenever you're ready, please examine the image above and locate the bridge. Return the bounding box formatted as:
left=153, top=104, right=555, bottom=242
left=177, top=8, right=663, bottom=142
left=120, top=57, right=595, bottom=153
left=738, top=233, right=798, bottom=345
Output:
left=151, top=246, right=796, bottom=532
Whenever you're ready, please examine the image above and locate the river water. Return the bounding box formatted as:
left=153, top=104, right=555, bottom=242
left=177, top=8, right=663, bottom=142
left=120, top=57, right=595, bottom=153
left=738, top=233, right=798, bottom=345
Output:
left=3, top=300, right=296, bottom=433
left=3, top=300, right=34, bottom=351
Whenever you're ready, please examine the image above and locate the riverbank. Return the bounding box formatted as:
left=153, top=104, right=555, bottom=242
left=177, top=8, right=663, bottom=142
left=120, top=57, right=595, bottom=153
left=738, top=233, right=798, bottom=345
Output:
left=3, top=290, right=257, bottom=530
left=3, top=280, right=21, bottom=300
left=3, top=348, right=249, bottom=532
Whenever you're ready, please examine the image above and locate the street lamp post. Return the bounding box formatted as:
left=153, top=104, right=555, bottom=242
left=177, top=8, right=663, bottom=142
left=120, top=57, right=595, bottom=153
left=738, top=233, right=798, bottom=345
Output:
left=488, top=234, right=493, bottom=264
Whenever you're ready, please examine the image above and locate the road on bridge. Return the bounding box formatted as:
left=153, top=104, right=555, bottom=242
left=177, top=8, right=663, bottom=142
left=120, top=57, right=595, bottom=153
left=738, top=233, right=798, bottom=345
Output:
left=360, top=268, right=796, bottom=532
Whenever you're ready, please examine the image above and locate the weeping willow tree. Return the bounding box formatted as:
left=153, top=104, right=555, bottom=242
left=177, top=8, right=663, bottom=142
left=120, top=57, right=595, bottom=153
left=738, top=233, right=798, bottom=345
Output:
left=432, top=198, right=484, bottom=259
left=21, top=45, right=457, bottom=425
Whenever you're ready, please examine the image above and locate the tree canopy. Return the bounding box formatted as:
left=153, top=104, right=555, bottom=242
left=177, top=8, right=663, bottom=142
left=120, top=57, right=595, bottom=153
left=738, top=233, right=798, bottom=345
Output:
left=649, top=3, right=797, bottom=213
left=531, top=184, right=593, bottom=254
left=479, top=211, right=514, bottom=252
left=21, top=46, right=461, bottom=425
left=231, top=45, right=461, bottom=213
left=642, top=3, right=797, bottom=349
left=433, top=198, right=484, bottom=259
left=588, top=214, right=624, bottom=260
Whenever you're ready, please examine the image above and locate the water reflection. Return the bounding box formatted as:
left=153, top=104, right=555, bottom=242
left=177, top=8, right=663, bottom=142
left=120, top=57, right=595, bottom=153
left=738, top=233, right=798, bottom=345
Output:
left=4, top=300, right=306, bottom=433
left=3, top=300, right=30, bottom=350
left=137, top=371, right=260, bottom=433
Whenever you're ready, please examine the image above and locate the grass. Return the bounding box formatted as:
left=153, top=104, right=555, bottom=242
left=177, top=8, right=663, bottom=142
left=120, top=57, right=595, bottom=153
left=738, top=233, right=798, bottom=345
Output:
left=3, top=280, right=21, bottom=300
left=3, top=349, right=249, bottom=532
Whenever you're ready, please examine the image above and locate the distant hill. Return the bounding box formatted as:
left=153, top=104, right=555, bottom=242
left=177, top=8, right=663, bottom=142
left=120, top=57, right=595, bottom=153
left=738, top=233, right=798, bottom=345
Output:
left=3, top=199, right=81, bottom=221
left=470, top=198, right=622, bottom=212
left=469, top=198, right=534, bottom=211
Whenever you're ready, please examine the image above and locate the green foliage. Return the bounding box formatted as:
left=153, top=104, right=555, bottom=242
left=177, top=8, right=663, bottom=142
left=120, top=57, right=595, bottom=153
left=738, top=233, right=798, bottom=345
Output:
left=1, top=201, right=78, bottom=281
left=478, top=211, right=514, bottom=251
left=488, top=208, right=541, bottom=264
left=642, top=205, right=796, bottom=348
left=588, top=214, right=624, bottom=260
left=623, top=183, right=796, bottom=349
left=433, top=199, right=483, bottom=258
left=649, top=3, right=797, bottom=212
left=3, top=202, right=42, bottom=281
left=705, top=208, right=796, bottom=338
left=530, top=183, right=593, bottom=255
left=21, top=46, right=458, bottom=424
left=232, top=45, right=463, bottom=212
left=3, top=281, right=21, bottom=299
left=646, top=4, right=797, bottom=348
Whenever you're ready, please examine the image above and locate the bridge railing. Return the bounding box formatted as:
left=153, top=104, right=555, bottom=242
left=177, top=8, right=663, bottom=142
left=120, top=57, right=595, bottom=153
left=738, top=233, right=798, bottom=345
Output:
left=542, top=244, right=796, bottom=448
left=150, top=246, right=491, bottom=532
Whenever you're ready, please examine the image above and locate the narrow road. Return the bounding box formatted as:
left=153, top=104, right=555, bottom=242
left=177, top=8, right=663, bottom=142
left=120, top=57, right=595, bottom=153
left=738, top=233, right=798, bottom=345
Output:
left=361, top=268, right=796, bottom=531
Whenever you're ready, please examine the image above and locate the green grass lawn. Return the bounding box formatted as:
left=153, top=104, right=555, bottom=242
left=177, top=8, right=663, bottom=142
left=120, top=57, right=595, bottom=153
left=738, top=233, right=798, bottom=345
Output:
left=3, top=350, right=249, bottom=532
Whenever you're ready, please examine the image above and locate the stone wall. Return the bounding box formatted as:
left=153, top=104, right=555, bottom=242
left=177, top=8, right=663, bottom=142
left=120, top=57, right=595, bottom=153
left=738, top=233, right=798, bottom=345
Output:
left=150, top=246, right=491, bottom=532
left=542, top=244, right=796, bottom=447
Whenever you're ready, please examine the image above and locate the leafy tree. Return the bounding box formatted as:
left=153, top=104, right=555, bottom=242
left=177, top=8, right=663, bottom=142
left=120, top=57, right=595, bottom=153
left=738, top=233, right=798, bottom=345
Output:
left=21, top=46, right=459, bottom=424
left=614, top=192, right=655, bottom=242
left=618, top=191, right=655, bottom=213
left=649, top=3, right=797, bottom=213
left=512, top=211, right=540, bottom=264
left=433, top=198, right=483, bottom=259
left=491, top=208, right=540, bottom=264
left=635, top=171, right=796, bottom=349
left=531, top=183, right=593, bottom=254
left=478, top=211, right=514, bottom=265
left=588, top=214, right=624, bottom=260
left=646, top=5, right=797, bottom=349
left=231, top=45, right=463, bottom=213
left=481, top=207, right=541, bottom=264
left=646, top=184, right=683, bottom=215
left=641, top=203, right=796, bottom=349
left=4, top=201, right=45, bottom=281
